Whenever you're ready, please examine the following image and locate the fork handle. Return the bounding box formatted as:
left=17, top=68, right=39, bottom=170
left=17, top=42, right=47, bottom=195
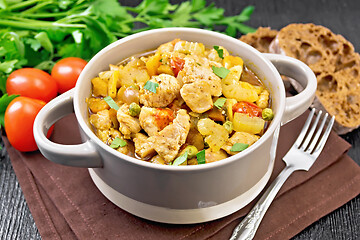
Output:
left=230, top=165, right=297, bottom=240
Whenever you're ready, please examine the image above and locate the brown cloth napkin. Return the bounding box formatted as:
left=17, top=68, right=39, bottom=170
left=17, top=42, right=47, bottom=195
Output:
left=2, top=110, right=360, bottom=240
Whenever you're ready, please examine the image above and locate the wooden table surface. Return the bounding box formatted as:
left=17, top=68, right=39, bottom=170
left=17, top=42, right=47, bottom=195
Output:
left=0, top=0, right=359, bottom=239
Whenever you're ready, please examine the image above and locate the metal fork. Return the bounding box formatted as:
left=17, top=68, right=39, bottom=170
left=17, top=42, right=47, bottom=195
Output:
left=230, top=108, right=335, bottom=240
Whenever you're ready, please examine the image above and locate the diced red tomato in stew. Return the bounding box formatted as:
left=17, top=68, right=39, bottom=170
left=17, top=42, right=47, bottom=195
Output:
left=232, top=101, right=262, bottom=118
left=154, top=108, right=175, bottom=131
left=170, top=57, right=185, bottom=77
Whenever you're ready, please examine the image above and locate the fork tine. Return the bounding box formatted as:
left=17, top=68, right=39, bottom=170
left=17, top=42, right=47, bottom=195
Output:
left=306, top=112, right=328, bottom=153
left=294, top=108, right=316, bottom=147
left=312, top=115, right=335, bottom=156
left=300, top=110, right=323, bottom=150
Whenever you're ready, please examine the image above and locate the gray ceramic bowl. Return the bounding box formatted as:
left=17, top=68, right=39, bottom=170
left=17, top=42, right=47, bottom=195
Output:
left=34, top=28, right=316, bottom=224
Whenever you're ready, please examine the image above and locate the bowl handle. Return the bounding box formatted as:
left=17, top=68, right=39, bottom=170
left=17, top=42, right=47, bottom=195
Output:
left=33, top=89, right=103, bottom=168
left=263, top=53, right=317, bottom=125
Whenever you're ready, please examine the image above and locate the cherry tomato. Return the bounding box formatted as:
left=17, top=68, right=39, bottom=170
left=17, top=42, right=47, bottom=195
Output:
left=51, top=57, right=87, bottom=94
left=232, top=101, right=262, bottom=118
left=6, top=68, right=58, bottom=102
left=4, top=96, right=53, bottom=152
left=170, top=57, right=185, bottom=77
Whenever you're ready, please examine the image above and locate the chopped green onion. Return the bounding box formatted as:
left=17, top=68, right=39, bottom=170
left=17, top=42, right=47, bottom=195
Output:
left=144, top=81, right=159, bottom=93
left=196, top=149, right=206, bottom=164
left=223, top=121, right=233, bottom=133
left=213, top=45, right=224, bottom=59
left=230, top=143, right=249, bottom=152
left=104, top=96, right=119, bottom=111
left=110, top=137, right=127, bottom=149
left=212, top=66, right=230, bottom=79
left=214, top=97, right=227, bottom=109
left=173, top=151, right=188, bottom=166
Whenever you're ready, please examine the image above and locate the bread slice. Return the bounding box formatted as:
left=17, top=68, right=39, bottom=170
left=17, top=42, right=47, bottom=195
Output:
left=239, top=27, right=278, bottom=53
left=269, top=23, right=360, bottom=134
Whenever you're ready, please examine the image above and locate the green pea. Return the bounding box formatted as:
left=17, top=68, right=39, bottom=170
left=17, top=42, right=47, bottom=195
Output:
left=129, top=102, right=141, bottom=116
left=262, top=108, right=274, bottom=121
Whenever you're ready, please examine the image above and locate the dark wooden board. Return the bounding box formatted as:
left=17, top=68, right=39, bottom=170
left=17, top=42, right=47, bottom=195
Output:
left=0, top=0, right=358, bottom=239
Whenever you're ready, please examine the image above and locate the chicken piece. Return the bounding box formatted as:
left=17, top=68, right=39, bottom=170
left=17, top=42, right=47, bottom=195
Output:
left=140, top=74, right=180, bottom=108
left=116, top=104, right=141, bottom=139
left=177, top=56, right=222, bottom=96
left=205, top=149, right=228, bottom=163
left=133, top=133, right=156, bottom=159
left=180, top=80, right=213, bottom=113
left=221, top=131, right=260, bottom=155
left=89, top=109, right=112, bottom=130
left=150, top=109, right=190, bottom=163
left=139, top=107, right=174, bottom=136
left=95, top=128, right=122, bottom=144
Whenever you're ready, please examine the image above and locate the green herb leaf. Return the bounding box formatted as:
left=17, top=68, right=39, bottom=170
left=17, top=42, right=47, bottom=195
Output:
left=212, top=66, right=230, bottom=79
left=214, top=97, right=226, bottom=109
left=0, top=94, right=19, bottom=128
left=230, top=143, right=249, bottom=152
left=196, top=149, right=206, bottom=164
left=24, top=38, right=41, bottom=51
left=173, top=151, right=188, bottom=166
left=144, top=81, right=159, bottom=93
left=104, top=96, right=119, bottom=111
left=213, top=45, right=224, bottom=59
left=35, top=32, right=53, bottom=54
left=0, top=60, right=18, bottom=74
left=110, top=137, right=127, bottom=149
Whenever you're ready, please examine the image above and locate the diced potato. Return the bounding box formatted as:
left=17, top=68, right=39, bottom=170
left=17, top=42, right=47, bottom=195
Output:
left=108, top=70, right=119, bottom=98
left=91, top=77, right=108, bottom=97
left=233, top=112, right=265, bottom=134
left=256, top=89, right=270, bottom=109
left=157, top=64, right=174, bottom=76
left=118, top=59, right=150, bottom=87
left=254, top=85, right=264, bottom=94
left=86, top=97, right=109, bottom=113
left=146, top=52, right=162, bottom=77
left=150, top=155, right=166, bottom=165
left=109, top=64, right=121, bottom=71
left=223, top=55, right=244, bottom=69
left=174, top=40, right=205, bottom=56
left=98, top=70, right=113, bottom=80
left=222, top=66, right=259, bottom=102
left=197, top=118, right=229, bottom=151
left=225, top=98, right=237, bottom=121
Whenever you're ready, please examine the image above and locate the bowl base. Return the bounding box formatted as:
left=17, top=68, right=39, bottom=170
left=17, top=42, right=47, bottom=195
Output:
left=88, top=166, right=272, bottom=224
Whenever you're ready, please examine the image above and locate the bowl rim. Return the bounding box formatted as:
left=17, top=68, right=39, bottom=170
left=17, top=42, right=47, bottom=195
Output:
left=74, top=27, right=285, bottom=172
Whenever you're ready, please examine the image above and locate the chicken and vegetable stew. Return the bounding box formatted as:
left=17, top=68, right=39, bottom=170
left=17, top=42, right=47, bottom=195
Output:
left=87, top=39, right=274, bottom=165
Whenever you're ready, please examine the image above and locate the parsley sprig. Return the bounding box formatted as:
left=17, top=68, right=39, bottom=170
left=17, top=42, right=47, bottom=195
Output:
left=0, top=0, right=256, bottom=128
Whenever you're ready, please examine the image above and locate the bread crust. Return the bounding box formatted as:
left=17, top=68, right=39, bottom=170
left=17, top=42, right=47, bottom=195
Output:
left=267, top=23, right=360, bottom=133
left=239, top=27, right=278, bottom=53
